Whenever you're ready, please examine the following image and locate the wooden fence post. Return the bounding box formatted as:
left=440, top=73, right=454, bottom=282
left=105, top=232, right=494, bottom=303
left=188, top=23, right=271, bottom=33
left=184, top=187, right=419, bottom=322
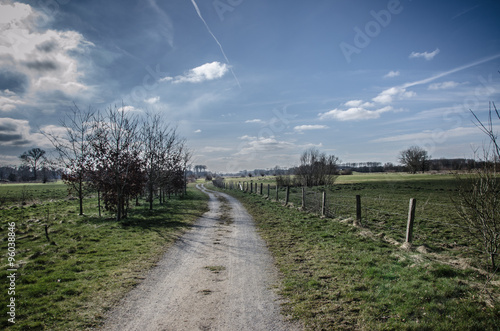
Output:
left=267, top=184, right=270, bottom=198
left=301, top=187, right=305, bottom=209
left=276, top=185, right=279, bottom=202
left=356, top=195, right=362, bottom=222
left=352, top=195, right=362, bottom=226
left=260, top=183, right=263, bottom=195
left=322, top=191, right=326, bottom=216
left=250, top=181, right=253, bottom=193
left=285, top=186, right=290, bottom=205
left=406, top=198, right=416, bottom=243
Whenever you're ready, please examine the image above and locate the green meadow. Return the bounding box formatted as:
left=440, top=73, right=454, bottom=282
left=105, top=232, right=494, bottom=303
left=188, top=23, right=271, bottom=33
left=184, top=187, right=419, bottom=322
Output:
left=210, top=172, right=500, bottom=330
left=0, top=182, right=209, bottom=330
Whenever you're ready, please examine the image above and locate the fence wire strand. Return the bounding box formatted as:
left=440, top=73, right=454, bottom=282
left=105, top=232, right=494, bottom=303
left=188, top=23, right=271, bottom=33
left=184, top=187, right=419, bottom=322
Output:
left=218, top=181, right=496, bottom=256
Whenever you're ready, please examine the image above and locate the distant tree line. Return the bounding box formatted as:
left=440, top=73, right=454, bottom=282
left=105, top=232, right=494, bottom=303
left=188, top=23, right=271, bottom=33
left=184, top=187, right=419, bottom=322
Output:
left=0, top=164, right=60, bottom=183
left=273, top=148, right=339, bottom=187
left=342, top=158, right=482, bottom=174
left=221, top=157, right=483, bottom=179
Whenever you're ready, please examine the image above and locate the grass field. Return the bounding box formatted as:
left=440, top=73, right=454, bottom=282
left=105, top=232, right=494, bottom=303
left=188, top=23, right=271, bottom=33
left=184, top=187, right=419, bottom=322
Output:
left=224, top=173, right=488, bottom=267
left=209, top=173, right=500, bottom=330
left=0, top=181, right=69, bottom=206
left=1, top=182, right=209, bottom=330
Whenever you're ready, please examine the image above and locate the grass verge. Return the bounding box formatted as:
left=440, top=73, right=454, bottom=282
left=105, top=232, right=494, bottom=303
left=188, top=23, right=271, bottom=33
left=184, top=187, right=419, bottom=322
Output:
left=1, top=184, right=208, bottom=330
left=215, top=186, right=500, bottom=330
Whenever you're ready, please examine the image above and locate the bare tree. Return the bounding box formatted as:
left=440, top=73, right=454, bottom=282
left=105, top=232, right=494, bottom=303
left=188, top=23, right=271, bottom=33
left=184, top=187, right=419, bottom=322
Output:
left=43, top=104, right=95, bottom=215
left=90, top=105, right=145, bottom=221
left=142, top=113, right=172, bottom=210
left=470, top=102, right=500, bottom=160
left=454, top=102, right=499, bottom=269
left=161, top=136, right=187, bottom=198
left=194, top=165, right=207, bottom=177
left=182, top=148, right=192, bottom=196
left=296, top=148, right=339, bottom=187
left=455, top=164, right=499, bottom=269
left=399, top=146, right=429, bottom=174
left=19, top=147, right=46, bottom=181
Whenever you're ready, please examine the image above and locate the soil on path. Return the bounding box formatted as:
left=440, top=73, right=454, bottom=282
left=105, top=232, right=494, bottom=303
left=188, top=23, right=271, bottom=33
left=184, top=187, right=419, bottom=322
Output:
left=102, top=184, right=302, bottom=331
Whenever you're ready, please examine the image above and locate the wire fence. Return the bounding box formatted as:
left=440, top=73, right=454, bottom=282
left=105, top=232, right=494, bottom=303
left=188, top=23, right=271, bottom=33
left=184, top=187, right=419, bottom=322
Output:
left=216, top=180, right=489, bottom=254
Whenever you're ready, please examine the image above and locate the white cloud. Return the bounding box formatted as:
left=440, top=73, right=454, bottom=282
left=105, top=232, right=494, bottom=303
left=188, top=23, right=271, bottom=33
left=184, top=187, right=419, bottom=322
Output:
left=384, top=70, right=400, bottom=78
left=239, top=135, right=257, bottom=141
left=0, top=91, right=26, bottom=112
left=318, top=106, right=393, bottom=121
left=194, top=129, right=202, bottom=133
left=323, top=54, right=500, bottom=123
left=428, top=81, right=461, bottom=90
left=0, top=117, right=52, bottom=147
left=145, top=96, right=160, bottom=104
left=344, top=100, right=364, bottom=107
left=372, top=87, right=415, bottom=104
left=294, top=125, right=329, bottom=132
left=0, top=2, right=94, bottom=111
left=361, top=101, right=375, bottom=108
left=161, top=62, right=229, bottom=84
left=318, top=88, right=410, bottom=121
left=245, top=119, right=264, bottom=124
left=159, top=76, right=173, bottom=82
left=118, top=105, right=141, bottom=112
left=0, top=2, right=33, bottom=25
left=409, top=48, right=440, bottom=60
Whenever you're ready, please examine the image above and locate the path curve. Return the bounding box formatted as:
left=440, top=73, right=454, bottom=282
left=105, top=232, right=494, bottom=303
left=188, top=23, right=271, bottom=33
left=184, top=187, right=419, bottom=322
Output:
left=102, top=184, right=302, bottom=331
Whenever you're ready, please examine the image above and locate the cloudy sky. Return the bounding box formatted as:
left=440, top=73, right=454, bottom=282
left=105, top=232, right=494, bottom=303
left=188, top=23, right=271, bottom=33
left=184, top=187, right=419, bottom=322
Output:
left=1, top=0, right=499, bottom=172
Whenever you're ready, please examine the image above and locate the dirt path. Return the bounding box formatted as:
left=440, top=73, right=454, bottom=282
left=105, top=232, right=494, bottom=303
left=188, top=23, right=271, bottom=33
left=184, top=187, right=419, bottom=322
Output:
left=102, top=184, right=302, bottom=331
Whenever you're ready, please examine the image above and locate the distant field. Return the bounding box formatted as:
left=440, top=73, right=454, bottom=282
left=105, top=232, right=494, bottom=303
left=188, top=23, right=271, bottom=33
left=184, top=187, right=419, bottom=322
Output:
left=224, top=172, right=457, bottom=184
left=0, top=181, right=69, bottom=205
left=222, top=173, right=478, bottom=263
left=336, top=171, right=456, bottom=183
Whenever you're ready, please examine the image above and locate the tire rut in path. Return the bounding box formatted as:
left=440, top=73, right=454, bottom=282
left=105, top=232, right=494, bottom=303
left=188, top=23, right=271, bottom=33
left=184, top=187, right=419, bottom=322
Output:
left=102, top=184, right=302, bottom=331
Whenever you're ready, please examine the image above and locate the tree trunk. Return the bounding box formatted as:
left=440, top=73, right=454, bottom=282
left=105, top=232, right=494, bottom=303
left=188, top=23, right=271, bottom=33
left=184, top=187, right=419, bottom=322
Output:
left=116, top=188, right=122, bottom=222
left=149, top=182, right=154, bottom=210
left=78, top=179, right=84, bottom=215
left=98, top=189, right=101, bottom=217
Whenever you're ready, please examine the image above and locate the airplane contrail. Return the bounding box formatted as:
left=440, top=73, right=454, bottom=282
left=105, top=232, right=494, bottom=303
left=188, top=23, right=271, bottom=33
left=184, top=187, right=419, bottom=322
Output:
left=403, top=53, right=500, bottom=89
left=190, top=0, right=241, bottom=88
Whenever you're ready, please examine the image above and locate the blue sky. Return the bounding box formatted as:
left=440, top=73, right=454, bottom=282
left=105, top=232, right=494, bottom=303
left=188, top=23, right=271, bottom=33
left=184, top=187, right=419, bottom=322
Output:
left=1, top=0, right=499, bottom=172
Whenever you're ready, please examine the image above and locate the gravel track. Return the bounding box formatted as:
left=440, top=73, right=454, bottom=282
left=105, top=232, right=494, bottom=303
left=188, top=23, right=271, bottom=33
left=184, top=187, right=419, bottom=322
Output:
left=102, top=184, right=302, bottom=331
